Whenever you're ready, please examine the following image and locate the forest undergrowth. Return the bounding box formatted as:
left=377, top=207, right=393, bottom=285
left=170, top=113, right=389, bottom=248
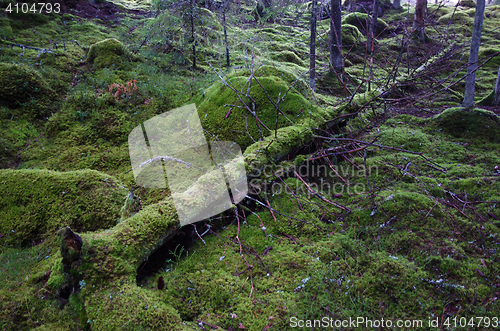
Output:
left=0, top=0, right=500, bottom=329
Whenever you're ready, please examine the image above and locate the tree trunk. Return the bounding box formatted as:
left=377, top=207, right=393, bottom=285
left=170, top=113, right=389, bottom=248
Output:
left=493, top=65, right=500, bottom=106
left=367, top=0, right=380, bottom=53
left=330, top=0, right=342, bottom=72
left=262, top=0, right=272, bottom=8
left=463, top=0, right=486, bottom=108
left=393, top=0, right=401, bottom=9
left=367, top=0, right=380, bottom=91
left=223, top=0, right=230, bottom=68
left=310, top=0, right=317, bottom=91
left=191, top=0, right=197, bottom=68
left=255, top=0, right=271, bottom=20
left=412, top=0, right=427, bottom=43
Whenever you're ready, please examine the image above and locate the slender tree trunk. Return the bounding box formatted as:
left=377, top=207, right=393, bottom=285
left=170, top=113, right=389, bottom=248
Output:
left=367, top=0, right=380, bottom=91
left=463, top=0, right=486, bottom=107
left=393, top=0, right=401, bottom=9
left=191, top=0, right=197, bottom=68
left=367, top=0, right=380, bottom=51
left=493, top=65, right=500, bottom=106
left=330, top=0, right=342, bottom=72
left=413, top=0, right=427, bottom=42
left=310, top=0, right=317, bottom=91
left=223, top=0, right=230, bottom=68
left=262, top=0, right=272, bottom=8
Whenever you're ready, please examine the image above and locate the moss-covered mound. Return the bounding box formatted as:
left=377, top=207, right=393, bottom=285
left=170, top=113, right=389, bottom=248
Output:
left=0, top=63, right=56, bottom=118
left=341, top=12, right=389, bottom=36
left=87, top=38, right=140, bottom=69
left=84, top=281, right=185, bottom=330
left=437, top=10, right=474, bottom=27
left=0, top=169, right=127, bottom=245
left=429, top=107, right=500, bottom=142
left=194, top=66, right=330, bottom=151
left=319, top=23, right=364, bottom=49
left=342, top=23, right=364, bottom=47
left=458, top=0, right=476, bottom=7
left=479, top=47, right=500, bottom=70
left=270, top=50, right=305, bottom=66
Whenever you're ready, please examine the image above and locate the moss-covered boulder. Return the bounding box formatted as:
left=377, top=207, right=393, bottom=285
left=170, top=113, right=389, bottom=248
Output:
left=318, top=24, right=364, bottom=50
left=270, top=50, right=305, bottom=66
left=0, top=169, right=127, bottom=246
left=193, top=66, right=330, bottom=151
left=437, top=10, right=474, bottom=26
left=458, top=0, right=476, bottom=7
left=0, top=63, right=56, bottom=118
left=341, top=12, right=389, bottom=36
left=87, top=38, right=140, bottom=69
left=430, top=107, right=500, bottom=142
left=343, top=23, right=364, bottom=46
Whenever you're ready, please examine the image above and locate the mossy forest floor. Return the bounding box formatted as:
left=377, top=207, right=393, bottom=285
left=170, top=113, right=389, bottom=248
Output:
left=1, top=0, right=500, bottom=329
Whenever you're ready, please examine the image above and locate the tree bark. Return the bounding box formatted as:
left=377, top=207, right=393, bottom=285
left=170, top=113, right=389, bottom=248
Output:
left=330, top=0, right=342, bottom=72
left=413, top=0, right=427, bottom=43
left=191, top=0, right=197, bottom=68
left=223, top=0, right=230, bottom=68
left=493, top=65, right=500, bottom=106
left=256, top=0, right=272, bottom=17
left=463, top=0, right=486, bottom=108
left=367, top=0, right=380, bottom=53
left=393, top=0, right=401, bottom=9
left=310, top=0, right=317, bottom=91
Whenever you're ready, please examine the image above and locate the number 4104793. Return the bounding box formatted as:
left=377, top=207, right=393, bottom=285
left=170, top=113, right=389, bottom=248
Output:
left=5, top=3, right=61, bottom=14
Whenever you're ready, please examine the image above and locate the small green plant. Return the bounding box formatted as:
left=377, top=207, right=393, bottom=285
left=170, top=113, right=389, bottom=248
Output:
left=169, top=244, right=185, bottom=261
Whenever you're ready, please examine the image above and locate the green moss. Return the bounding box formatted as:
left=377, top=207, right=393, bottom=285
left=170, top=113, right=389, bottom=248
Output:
left=430, top=107, right=500, bottom=142
left=270, top=50, right=305, bottom=66
left=46, top=258, right=67, bottom=290
left=120, top=191, right=142, bottom=220
left=342, top=23, right=364, bottom=47
left=0, top=17, right=14, bottom=40
left=71, top=199, right=180, bottom=286
left=341, top=13, right=389, bottom=36
left=301, top=249, right=431, bottom=322
left=437, top=10, right=474, bottom=27
left=478, top=47, right=500, bottom=69
left=87, top=38, right=140, bottom=70
left=459, top=0, right=476, bottom=7
left=427, top=4, right=454, bottom=18
left=69, top=292, right=88, bottom=326
left=84, top=281, right=183, bottom=330
left=196, top=68, right=320, bottom=150
left=1, top=2, right=500, bottom=329
left=0, top=169, right=127, bottom=246
left=318, top=23, right=364, bottom=51
left=0, top=63, right=56, bottom=118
